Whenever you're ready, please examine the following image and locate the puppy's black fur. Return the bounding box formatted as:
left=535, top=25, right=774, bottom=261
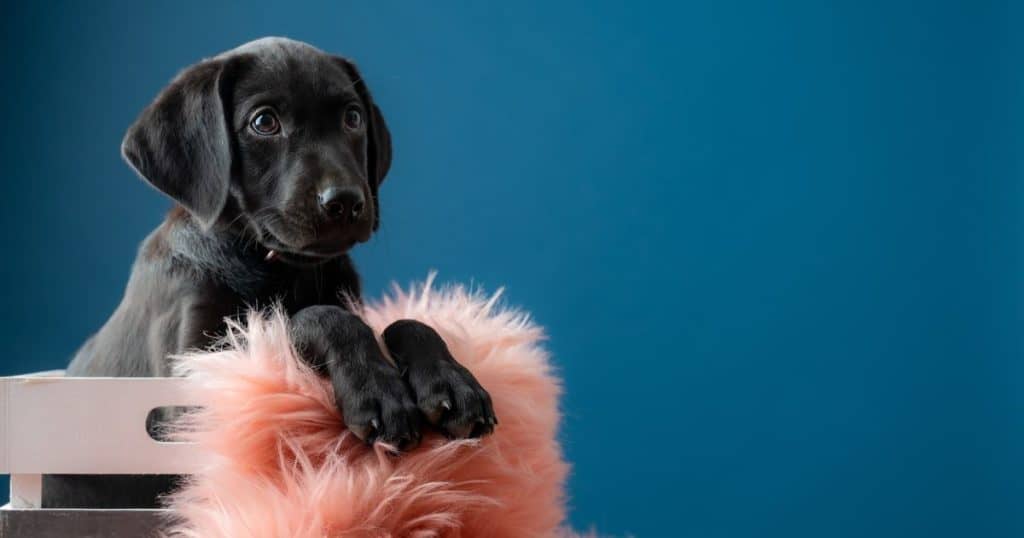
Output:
left=44, top=38, right=495, bottom=509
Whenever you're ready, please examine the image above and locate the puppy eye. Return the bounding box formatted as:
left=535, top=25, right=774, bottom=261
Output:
left=249, top=110, right=281, bottom=136
left=343, top=106, right=363, bottom=131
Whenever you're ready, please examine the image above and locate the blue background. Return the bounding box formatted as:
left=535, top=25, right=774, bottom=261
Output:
left=1, top=1, right=1020, bottom=536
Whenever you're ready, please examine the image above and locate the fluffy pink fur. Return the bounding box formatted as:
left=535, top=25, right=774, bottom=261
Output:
left=162, top=274, right=574, bottom=537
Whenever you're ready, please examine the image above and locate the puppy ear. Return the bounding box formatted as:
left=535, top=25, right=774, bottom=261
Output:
left=367, top=102, right=392, bottom=184
left=121, top=58, right=238, bottom=229
left=335, top=57, right=392, bottom=230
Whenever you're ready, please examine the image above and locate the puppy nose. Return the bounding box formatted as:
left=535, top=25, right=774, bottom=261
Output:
left=317, top=186, right=365, bottom=221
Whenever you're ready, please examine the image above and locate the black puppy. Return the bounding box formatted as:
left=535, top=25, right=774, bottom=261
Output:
left=45, top=37, right=495, bottom=508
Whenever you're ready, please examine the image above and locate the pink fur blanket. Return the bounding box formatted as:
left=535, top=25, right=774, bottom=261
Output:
left=162, top=276, right=573, bottom=537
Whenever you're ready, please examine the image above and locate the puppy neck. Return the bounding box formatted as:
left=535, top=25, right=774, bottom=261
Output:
left=161, top=207, right=286, bottom=296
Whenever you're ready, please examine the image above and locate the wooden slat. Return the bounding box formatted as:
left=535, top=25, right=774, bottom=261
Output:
left=0, top=507, right=169, bottom=537
left=0, top=375, right=202, bottom=475
left=8, top=475, right=40, bottom=509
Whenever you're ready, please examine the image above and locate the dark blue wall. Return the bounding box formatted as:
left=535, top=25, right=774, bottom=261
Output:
left=1, top=1, right=1020, bottom=535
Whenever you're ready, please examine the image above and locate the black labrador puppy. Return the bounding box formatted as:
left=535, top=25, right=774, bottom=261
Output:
left=44, top=37, right=495, bottom=508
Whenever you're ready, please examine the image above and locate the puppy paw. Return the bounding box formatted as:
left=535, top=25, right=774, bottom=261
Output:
left=336, top=360, right=422, bottom=451
left=408, top=359, right=497, bottom=439
left=290, top=306, right=422, bottom=451
left=382, top=319, right=497, bottom=439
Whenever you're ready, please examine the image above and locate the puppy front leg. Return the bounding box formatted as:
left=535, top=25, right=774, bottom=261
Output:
left=290, top=305, right=421, bottom=450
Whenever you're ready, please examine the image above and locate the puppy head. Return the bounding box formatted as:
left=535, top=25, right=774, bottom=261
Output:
left=122, top=37, right=391, bottom=264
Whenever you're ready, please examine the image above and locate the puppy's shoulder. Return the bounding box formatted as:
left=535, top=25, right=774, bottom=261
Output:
left=138, top=206, right=188, bottom=264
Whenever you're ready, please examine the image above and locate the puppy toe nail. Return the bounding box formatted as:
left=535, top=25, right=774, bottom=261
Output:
left=441, top=400, right=452, bottom=411
left=349, top=423, right=374, bottom=442
left=448, top=423, right=473, bottom=439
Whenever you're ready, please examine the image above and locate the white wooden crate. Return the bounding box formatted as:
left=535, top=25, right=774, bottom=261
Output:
left=0, top=371, right=201, bottom=536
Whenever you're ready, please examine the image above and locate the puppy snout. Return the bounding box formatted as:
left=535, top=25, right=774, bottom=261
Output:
left=317, top=186, right=365, bottom=222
